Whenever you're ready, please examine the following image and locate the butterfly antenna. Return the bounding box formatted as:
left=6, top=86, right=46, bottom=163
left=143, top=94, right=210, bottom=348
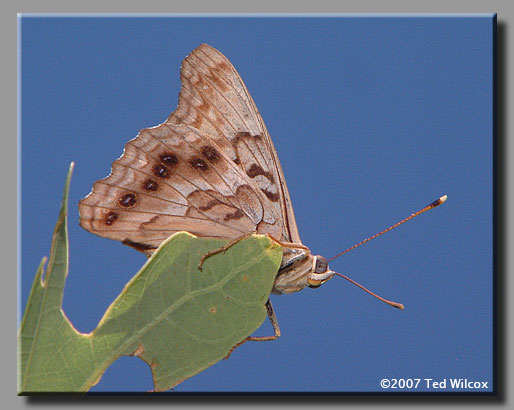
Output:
left=333, top=272, right=405, bottom=309
left=328, top=195, right=447, bottom=263
left=327, top=195, right=447, bottom=310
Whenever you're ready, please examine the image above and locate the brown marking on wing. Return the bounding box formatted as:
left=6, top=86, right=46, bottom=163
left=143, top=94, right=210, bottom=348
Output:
left=141, top=215, right=160, bottom=227
left=246, top=163, right=275, bottom=182
left=189, top=99, right=210, bottom=130
left=231, top=132, right=275, bottom=183
left=261, top=188, right=280, bottom=202
left=186, top=188, right=256, bottom=232
left=201, top=145, right=221, bottom=163
left=224, top=209, right=244, bottom=221
left=153, top=163, right=170, bottom=178
left=256, top=220, right=281, bottom=235
left=193, top=58, right=231, bottom=95
left=188, top=156, right=209, bottom=171
left=159, top=152, right=179, bottom=166
left=187, top=189, right=233, bottom=213
left=232, top=131, right=250, bottom=143
left=151, top=152, right=179, bottom=179
left=104, top=211, right=119, bottom=225
left=198, top=199, right=221, bottom=212
left=122, top=238, right=157, bottom=252
left=142, top=178, right=159, bottom=192
left=119, top=193, right=137, bottom=207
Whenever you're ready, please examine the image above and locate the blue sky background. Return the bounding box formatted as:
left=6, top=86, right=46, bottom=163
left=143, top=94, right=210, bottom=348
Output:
left=19, top=16, right=494, bottom=393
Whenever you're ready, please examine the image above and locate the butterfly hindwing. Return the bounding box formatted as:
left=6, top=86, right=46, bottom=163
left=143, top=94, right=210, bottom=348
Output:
left=79, top=121, right=284, bottom=246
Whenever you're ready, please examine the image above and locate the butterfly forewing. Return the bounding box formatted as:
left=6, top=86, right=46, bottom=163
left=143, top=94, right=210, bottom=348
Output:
left=79, top=44, right=299, bottom=251
left=167, top=44, right=299, bottom=242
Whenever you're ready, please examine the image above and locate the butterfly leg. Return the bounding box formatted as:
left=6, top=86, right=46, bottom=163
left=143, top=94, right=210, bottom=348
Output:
left=198, top=233, right=311, bottom=271
left=265, top=234, right=310, bottom=253
left=197, top=231, right=256, bottom=271
left=224, top=299, right=281, bottom=360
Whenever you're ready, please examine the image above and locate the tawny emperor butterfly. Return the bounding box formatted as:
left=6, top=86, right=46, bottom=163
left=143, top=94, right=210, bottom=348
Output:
left=79, top=44, right=446, bottom=348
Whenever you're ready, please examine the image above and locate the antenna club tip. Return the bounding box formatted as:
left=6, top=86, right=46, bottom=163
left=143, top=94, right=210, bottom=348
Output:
left=388, top=301, right=404, bottom=309
left=429, top=194, right=448, bottom=208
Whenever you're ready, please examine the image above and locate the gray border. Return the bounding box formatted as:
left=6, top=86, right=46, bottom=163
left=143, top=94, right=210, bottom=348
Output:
left=9, top=0, right=511, bottom=408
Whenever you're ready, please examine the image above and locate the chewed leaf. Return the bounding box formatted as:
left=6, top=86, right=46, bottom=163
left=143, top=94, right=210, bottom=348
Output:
left=18, top=164, right=283, bottom=393
left=93, top=232, right=282, bottom=391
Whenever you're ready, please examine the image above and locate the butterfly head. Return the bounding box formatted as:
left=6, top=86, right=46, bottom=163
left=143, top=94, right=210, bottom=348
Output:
left=273, top=250, right=334, bottom=294
left=306, top=255, right=335, bottom=288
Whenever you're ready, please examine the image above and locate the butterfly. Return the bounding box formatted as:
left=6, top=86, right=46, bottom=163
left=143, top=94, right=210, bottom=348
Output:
left=79, top=44, right=446, bottom=349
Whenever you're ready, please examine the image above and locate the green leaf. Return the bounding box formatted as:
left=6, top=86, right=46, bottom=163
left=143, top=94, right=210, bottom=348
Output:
left=18, top=164, right=283, bottom=393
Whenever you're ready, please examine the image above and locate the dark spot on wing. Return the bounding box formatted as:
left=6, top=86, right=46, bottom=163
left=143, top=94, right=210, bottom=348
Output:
left=189, top=156, right=209, bottom=171
left=119, top=193, right=137, bottom=207
left=153, top=163, right=169, bottom=178
left=160, top=152, right=179, bottom=167
left=201, top=145, right=221, bottom=163
left=142, top=178, right=159, bottom=191
left=104, top=211, right=119, bottom=225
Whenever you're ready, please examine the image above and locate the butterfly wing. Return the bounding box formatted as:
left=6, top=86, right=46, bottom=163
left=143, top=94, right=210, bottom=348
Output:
left=169, top=44, right=301, bottom=243
left=79, top=44, right=301, bottom=252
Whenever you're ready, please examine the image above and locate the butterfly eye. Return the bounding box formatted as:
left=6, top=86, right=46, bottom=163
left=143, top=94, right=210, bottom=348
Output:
left=314, top=256, right=328, bottom=273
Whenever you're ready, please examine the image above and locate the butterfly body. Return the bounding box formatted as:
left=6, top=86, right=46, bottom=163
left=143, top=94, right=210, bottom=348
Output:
left=79, top=44, right=335, bottom=296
